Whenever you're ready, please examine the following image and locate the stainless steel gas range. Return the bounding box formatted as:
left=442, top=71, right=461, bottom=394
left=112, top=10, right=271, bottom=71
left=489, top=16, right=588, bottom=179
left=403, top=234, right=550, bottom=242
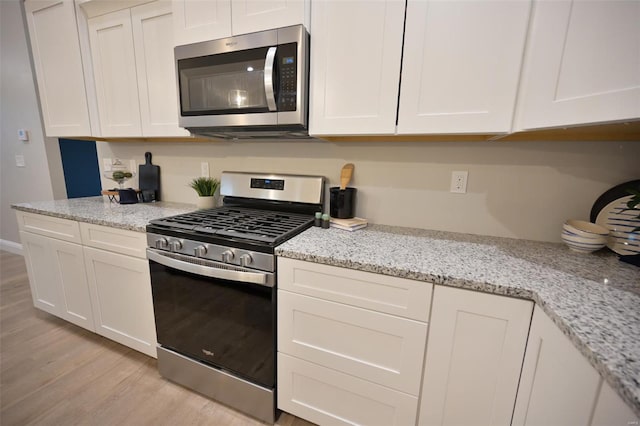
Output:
left=145, top=171, right=324, bottom=423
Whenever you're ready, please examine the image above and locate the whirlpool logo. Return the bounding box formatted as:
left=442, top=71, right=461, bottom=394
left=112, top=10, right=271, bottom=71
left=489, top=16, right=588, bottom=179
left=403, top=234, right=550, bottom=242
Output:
left=202, top=349, right=215, bottom=357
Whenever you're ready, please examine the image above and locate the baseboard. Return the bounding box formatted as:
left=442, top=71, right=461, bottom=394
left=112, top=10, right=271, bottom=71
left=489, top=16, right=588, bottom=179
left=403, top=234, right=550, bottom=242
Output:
left=1, top=239, right=23, bottom=256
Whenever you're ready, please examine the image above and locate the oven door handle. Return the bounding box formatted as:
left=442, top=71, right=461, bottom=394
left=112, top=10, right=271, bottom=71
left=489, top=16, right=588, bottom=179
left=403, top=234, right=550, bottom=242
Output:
left=147, top=249, right=274, bottom=288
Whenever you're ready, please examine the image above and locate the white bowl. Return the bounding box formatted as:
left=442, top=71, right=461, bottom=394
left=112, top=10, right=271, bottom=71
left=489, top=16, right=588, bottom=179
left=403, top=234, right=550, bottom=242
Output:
left=563, top=220, right=609, bottom=238
left=561, top=231, right=606, bottom=253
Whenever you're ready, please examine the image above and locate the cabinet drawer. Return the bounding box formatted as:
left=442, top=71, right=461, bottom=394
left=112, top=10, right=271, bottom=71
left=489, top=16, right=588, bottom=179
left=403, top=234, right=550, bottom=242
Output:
left=278, top=290, right=428, bottom=395
left=80, top=222, right=147, bottom=259
left=278, top=258, right=432, bottom=321
left=16, top=211, right=81, bottom=243
left=278, top=353, right=418, bottom=426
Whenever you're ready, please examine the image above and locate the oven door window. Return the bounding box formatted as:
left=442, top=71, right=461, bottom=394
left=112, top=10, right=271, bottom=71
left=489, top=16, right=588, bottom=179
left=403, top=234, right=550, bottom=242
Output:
left=178, top=46, right=275, bottom=116
left=150, top=260, right=275, bottom=388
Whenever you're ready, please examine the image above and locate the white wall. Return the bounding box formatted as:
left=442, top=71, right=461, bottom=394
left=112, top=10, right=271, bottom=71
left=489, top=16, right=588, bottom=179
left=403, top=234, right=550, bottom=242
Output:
left=97, top=139, right=640, bottom=243
left=0, top=0, right=66, bottom=251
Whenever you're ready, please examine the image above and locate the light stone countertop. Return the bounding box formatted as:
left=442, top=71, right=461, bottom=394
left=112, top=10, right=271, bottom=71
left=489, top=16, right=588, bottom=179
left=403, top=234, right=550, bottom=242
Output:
left=275, top=225, right=640, bottom=417
left=11, top=196, right=197, bottom=232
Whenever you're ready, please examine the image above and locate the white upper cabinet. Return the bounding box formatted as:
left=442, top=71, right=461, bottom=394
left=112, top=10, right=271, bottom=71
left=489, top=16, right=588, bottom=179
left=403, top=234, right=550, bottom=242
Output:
left=87, top=1, right=187, bottom=137
left=88, top=8, right=142, bottom=136
left=309, top=0, right=405, bottom=135
left=514, top=0, right=640, bottom=130
left=24, top=0, right=92, bottom=137
left=172, top=0, right=308, bottom=46
left=172, top=0, right=232, bottom=45
left=231, top=0, right=307, bottom=35
left=398, top=0, right=530, bottom=134
left=132, top=1, right=189, bottom=136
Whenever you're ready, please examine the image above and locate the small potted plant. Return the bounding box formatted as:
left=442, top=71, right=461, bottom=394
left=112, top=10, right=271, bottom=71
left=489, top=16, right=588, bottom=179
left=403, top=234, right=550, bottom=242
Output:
left=189, top=177, right=220, bottom=209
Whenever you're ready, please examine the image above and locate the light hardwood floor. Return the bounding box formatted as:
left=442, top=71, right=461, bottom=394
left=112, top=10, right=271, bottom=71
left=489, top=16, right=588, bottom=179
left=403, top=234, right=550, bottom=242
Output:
left=0, top=250, right=314, bottom=426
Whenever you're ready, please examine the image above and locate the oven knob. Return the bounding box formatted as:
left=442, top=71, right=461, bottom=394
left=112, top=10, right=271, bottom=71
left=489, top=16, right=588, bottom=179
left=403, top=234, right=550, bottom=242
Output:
left=194, top=245, right=207, bottom=257
left=239, top=254, right=253, bottom=267
left=168, top=240, right=182, bottom=251
left=221, top=250, right=235, bottom=263
left=155, top=238, right=168, bottom=249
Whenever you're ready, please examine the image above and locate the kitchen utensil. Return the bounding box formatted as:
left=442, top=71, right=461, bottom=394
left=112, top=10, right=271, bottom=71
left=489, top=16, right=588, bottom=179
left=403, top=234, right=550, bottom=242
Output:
left=590, top=180, right=640, bottom=255
left=139, top=152, right=160, bottom=202
left=330, top=187, right=356, bottom=219
left=340, top=163, right=354, bottom=190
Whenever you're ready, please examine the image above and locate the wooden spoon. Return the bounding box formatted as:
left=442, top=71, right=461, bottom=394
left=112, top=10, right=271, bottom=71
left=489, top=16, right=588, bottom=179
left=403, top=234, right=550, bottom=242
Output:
left=340, top=163, right=354, bottom=190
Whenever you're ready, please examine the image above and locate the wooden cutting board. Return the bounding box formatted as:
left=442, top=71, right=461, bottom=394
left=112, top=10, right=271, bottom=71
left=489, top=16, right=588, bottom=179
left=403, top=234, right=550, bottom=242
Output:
left=138, top=152, right=160, bottom=201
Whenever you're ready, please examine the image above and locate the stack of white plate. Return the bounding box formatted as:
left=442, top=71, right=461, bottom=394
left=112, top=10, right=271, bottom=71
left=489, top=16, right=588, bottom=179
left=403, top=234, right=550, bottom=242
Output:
left=561, top=219, right=609, bottom=253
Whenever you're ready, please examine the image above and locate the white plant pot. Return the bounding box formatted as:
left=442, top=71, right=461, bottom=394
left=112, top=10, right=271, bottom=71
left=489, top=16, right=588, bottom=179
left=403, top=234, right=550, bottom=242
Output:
left=196, top=196, right=216, bottom=209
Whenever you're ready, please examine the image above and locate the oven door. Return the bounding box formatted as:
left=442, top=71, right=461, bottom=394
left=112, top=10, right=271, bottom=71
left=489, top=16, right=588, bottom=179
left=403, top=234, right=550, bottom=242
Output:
left=147, top=248, right=275, bottom=389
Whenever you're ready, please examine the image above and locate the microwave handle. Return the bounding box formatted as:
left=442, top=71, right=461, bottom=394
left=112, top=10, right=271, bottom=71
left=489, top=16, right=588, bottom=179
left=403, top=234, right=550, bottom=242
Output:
left=264, top=47, right=277, bottom=111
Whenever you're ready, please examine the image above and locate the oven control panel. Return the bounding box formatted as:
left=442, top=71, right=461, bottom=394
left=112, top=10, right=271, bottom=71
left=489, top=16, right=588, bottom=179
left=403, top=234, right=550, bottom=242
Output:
left=250, top=178, right=284, bottom=190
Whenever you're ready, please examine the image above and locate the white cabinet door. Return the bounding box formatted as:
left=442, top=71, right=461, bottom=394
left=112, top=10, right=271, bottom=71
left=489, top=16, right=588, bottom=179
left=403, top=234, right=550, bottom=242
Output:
left=131, top=1, right=189, bottom=136
left=278, top=290, right=428, bottom=395
left=418, top=285, right=533, bottom=426
left=309, top=0, right=405, bottom=135
left=20, top=231, right=95, bottom=332
left=512, top=305, right=603, bottom=426
left=514, top=0, right=640, bottom=130
left=398, top=0, right=530, bottom=134
left=88, top=8, right=142, bottom=137
left=278, top=353, right=419, bottom=426
left=172, top=0, right=231, bottom=45
left=231, top=0, right=307, bottom=35
left=21, top=231, right=62, bottom=317
left=84, top=246, right=157, bottom=357
left=591, top=381, right=639, bottom=426
left=24, top=0, right=92, bottom=137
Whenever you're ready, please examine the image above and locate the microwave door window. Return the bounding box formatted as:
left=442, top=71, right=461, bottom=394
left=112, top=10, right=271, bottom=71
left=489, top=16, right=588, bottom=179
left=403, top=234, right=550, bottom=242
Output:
left=179, top=47, right=272, bottom=115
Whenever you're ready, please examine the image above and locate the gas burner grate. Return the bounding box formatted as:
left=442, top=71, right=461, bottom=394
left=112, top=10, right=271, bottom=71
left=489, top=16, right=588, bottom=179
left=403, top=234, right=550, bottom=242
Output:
left=150, top=206, right=314, bottom=244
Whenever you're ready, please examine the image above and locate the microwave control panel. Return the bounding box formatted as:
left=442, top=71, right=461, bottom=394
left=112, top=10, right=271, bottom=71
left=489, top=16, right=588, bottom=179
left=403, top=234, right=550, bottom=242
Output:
left=277, top=43, right=298, bottom=112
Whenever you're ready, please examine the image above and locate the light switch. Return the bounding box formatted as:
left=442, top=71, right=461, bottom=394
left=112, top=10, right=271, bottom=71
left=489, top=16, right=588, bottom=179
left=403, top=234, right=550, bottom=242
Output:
left=201, top=162, right=210, bottom=177
left=15, top=154, right=25, bottom=167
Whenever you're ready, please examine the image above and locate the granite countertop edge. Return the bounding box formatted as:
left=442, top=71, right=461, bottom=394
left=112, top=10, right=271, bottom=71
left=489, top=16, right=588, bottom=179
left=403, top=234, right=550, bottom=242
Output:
left=11, top=197, right=197, bottom=233
left=13, top=204, right=145, bottom=232
left=275, top=228, right=640, bottom=417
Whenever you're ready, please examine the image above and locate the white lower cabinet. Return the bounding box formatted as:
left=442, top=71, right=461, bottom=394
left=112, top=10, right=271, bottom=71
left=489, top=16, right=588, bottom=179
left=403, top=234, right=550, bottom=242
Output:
left=20, top=230, right=95, bottom=331
left=417, top=285, right=533, bottom=426
left=84, top=246, right=157, bottom=358
left=16, top=210, right=157, bottom=358
left=513, top=305, right=639, bottom=426
left=277, top=258, right=432, bottom=426
left=278, top=353, right=419, bottom=426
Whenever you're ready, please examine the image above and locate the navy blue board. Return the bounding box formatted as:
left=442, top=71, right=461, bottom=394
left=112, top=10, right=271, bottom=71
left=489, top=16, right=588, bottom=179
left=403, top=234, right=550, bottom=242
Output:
left=58, top=138, right=101, bottom=198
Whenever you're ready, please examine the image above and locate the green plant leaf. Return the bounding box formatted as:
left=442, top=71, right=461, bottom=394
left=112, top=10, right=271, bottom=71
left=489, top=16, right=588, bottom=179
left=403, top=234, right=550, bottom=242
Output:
left=627, top=199, right=640, bottom=209
left=625, top=188, right=640, bottom=197
left=189, top=177, right=220, bottom=196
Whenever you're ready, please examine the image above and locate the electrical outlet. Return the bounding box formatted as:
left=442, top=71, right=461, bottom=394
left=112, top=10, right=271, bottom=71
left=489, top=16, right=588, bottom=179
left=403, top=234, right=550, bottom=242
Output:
left=129, top=159, right=136, bottom=173
left=201, top=162, right=210, bottom=177
left=103, top=158, right=112, bottom=172
left=450, top=171, right=468, bottom=193
left=15, top=154, right=25, bottom=167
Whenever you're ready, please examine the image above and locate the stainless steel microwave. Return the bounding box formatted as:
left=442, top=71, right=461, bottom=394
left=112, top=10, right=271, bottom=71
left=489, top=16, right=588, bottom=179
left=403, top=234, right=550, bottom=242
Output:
left=174, top=25, right=309, bottom=139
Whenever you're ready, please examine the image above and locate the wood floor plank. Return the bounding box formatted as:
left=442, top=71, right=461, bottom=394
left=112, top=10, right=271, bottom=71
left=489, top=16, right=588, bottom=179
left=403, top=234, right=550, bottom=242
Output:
left=0, top=250, right=315, bottom=426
